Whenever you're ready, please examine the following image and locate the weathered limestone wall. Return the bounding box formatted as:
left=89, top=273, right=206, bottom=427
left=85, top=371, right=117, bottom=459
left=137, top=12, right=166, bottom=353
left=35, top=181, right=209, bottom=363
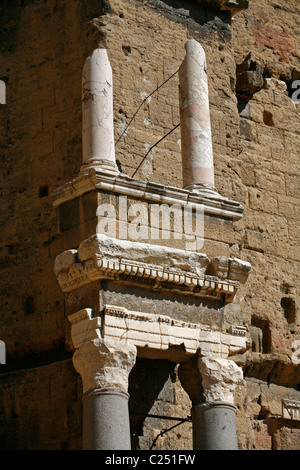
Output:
left=0, top=0, right=299, bottom=450
left=0, top=0, right=101, bottom=450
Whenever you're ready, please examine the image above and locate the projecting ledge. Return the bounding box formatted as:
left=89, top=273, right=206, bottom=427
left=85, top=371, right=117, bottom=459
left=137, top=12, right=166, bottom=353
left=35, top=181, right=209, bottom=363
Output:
left=54, top=233, right=251, bottom=302
left=51, top=168, right=244, bottom=221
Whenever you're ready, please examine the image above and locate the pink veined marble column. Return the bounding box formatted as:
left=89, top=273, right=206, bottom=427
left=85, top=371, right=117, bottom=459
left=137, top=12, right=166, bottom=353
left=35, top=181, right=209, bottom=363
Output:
left=81, top=49, right=119, bottom=175
left=179, top=39, right=216, bottom=193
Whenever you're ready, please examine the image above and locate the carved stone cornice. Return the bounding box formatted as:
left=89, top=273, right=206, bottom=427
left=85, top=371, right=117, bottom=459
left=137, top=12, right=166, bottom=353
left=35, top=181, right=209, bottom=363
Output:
left=51, top=168, right=244, bottom=221
left=54, top=234, right=251, bottom=302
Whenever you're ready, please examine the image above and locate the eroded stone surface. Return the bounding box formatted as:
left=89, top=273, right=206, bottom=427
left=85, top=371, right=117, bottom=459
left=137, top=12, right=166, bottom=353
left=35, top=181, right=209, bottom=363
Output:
left=54, top=249, right=78, bottom=277
left=198, top=356, right=243, bottom=404
left=54, top=234, right=251, bottom=302
left=1, top=0, right=299, bottom=452
left=282, top=399, right=300, bottom=421
left=78, top=233, right=209, bottom=274
left=72, top=338, right=137, bottom=394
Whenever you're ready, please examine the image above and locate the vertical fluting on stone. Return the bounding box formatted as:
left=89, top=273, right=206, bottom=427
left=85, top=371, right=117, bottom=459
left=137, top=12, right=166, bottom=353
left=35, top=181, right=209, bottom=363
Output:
left=81, top=49, right=119, bottom=175
left=72, top=338, right=137, bottom=450
left=179, top=39, right=216, bottom=193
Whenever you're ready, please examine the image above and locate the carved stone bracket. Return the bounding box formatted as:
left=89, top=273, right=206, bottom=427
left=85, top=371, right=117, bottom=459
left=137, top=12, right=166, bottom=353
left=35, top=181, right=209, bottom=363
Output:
left=54, top=234, right=251, bottom=302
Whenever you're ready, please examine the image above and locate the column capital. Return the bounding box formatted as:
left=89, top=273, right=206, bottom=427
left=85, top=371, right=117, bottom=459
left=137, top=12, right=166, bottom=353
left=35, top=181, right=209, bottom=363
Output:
left=198, top=356, right=243, bottom=405
left=72, top=338, right=137, bottom=394
left=179, top=355, right=243, bottom=406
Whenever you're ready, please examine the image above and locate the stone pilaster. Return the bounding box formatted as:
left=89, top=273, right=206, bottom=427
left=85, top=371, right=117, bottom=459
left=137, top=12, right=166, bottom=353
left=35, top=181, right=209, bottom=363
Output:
left=72, top=338, right=137, bottom=450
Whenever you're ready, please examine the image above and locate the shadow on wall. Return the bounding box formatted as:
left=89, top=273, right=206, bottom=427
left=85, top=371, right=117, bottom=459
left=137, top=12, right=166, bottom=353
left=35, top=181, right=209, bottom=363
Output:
left=135, top=0, right=232, bottom=40
left=128, top=357, right=176, bottom=449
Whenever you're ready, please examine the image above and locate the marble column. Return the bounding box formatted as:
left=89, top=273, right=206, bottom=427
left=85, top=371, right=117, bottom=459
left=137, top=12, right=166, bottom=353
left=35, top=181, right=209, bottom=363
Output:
left=179, top=355, right=243, bottom=450
left=179, top=39, right=216, bottom=194
left=81, top=49, right=119, bottom=175
left=72, top=338, right=137, bottom=450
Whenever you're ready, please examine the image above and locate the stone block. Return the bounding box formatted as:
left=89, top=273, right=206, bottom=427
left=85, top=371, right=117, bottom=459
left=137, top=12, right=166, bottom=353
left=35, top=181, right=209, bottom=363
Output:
left=286, top=175, right=300, bottom=198
left=244, top=230, right=265, bottom=253
left=236, top=60, right=264, bottom=99
left=240, top=118, right=257, bottom=141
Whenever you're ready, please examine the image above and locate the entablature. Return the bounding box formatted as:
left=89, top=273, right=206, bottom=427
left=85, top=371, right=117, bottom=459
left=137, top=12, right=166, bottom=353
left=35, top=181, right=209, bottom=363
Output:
left=68, top=305, right=249, bottom=363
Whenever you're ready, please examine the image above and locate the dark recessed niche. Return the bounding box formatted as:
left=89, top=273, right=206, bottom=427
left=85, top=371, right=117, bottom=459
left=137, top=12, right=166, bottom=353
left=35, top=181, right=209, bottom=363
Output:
left=263, top=110, right=274, bottom=127
left=251, top=316, right=271, bottom=353
left=38, top=185, right=49, bottom=198
left=22, top=295, right=35, bottom=316
left=122, top=45, right=131, bottom=56
left=281, top=297, right=296, bottom=324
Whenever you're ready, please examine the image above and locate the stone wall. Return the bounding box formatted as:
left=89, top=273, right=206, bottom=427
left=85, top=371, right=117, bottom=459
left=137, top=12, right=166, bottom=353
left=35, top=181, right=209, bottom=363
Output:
left=0, top=0, right=299, bottom=450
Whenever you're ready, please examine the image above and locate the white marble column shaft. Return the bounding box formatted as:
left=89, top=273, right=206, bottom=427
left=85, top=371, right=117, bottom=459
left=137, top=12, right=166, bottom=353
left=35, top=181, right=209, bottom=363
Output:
left=179, top=39, right=215, bottom=193
left=81, top=49, right=119, bottom=175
